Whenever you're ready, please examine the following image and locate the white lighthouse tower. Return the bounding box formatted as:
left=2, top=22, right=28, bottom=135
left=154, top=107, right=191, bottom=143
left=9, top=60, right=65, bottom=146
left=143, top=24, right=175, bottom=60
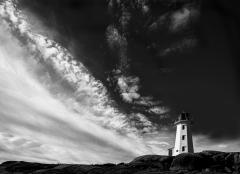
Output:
left=169, top=112, right=194, bottom=156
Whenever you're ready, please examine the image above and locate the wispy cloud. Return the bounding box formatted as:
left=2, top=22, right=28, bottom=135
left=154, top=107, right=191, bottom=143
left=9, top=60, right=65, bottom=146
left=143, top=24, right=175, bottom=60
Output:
left=128, top=113, right=156, bottom=134
left=0, top=0, right=137, bottom=134
left=113, top=72, right=170, bottom=119
left=106, top=25, right=129, bottom=71
left=0, top=0, right=162, bottom=163
left=117, top=75, right=140, bottom=103
left=160, top=37, right=197, bottom=56
left=0, top=21, right=142, bottom=163
left=148, top=106, right=169, bottom=116
left=170, top=6, right=200, bottom=32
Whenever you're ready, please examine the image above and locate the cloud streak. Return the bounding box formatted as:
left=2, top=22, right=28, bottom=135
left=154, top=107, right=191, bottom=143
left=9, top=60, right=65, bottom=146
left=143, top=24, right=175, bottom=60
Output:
left=0, top=21, right=139, bottom=163
left=0, top=0, right=164, bottom=163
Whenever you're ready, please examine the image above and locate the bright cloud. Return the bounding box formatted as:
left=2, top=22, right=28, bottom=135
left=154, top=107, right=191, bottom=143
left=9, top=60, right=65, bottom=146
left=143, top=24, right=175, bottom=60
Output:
left=0, top=18, right=147, bottom=163
left=170, top=6, right=199, bottom=32
left=117, top=75, right=140, bottom=103
left=149, top=106, right=169, bottom=115
left=0, top=0, right=161, bottom=164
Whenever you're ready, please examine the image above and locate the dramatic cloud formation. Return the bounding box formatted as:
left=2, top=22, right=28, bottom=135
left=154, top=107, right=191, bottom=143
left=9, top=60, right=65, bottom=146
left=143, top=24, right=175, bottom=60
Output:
left=0, top=17, right=141, bottom=164
left=19, top=0, right=240, bottom=140
left=0, top=0, right=240, bottom=164
left=0, top=0, right=171, bottom=163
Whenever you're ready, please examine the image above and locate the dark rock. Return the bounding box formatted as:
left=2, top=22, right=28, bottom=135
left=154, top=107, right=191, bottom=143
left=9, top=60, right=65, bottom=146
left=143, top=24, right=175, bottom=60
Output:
left=197, top=152, right=215, bottom=167
left=212, top=152, right=228, bottom=165
left=233, top=152, right=240, bottom=173
left=134, top=170, right=177, bottom=174
left=131, top=155, right=172, bottom=163
left=170, top=153, right=206, bottom=171
left=4, top=161, right=57, bottom=173
left=199, top=150, right=224, bottom=157
left=36, top=169, right=66, bottom=174
left=224, top=166, right=232, bottom=173
left=198, top=151, right=231, bottom=172
left=130, top=155, right=174, bottom=170
left=98, top=163, right=116, bottom=167
left=86, top=167, right=106, bottom=174
left=104, top=165, right=139, bottom=174
left=61, top=164, right=95, bottom=174
left=1, top=161, right=19, bottom=166
left=60, top=165, right=86, bottom=174
left=1, top=151, right=240, bottom=174
left=203, top=150, right=224, bottom=155
left=225, top=152, right=235, bottom=166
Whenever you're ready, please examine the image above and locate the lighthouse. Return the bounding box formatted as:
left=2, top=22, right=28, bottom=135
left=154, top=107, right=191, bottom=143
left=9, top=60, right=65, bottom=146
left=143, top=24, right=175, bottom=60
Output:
left=169, top=112, right=194, bottom=156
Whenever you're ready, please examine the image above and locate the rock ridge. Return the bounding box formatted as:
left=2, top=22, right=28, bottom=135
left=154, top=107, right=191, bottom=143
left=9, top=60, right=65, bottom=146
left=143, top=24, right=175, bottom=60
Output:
left=0, top=151, right=240, bottom=174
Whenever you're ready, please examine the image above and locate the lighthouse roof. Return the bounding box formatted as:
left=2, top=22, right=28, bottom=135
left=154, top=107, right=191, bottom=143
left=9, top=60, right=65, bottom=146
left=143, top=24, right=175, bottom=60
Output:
left=174, top=112, right=192, bottom=125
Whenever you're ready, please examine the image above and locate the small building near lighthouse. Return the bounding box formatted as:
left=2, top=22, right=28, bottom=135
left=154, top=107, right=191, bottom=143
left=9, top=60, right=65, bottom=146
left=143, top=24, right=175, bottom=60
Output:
left=169, top=112, right=194, bottom=156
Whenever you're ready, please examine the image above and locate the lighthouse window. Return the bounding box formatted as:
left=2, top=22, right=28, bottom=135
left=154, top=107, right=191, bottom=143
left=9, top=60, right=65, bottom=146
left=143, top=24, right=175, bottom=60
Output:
left=182, top=146, right=186, bottom=151
left=182, top=135, right=185, bottom=140
left=182, top=125, right=185, bottom=130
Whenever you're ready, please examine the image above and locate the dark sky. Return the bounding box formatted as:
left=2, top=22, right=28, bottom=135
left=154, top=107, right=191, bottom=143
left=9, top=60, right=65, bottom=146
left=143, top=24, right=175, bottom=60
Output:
left=19, top=0, right=240, bottom=140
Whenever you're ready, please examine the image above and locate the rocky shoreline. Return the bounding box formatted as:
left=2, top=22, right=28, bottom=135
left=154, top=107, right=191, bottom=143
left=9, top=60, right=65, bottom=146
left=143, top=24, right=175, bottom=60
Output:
left=0, top=151, right=240, bottom=174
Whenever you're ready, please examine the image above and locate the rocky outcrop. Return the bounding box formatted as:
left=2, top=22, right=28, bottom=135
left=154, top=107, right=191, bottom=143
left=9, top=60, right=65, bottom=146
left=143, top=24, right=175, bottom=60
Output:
left=1, top=151, right=240, bottom=174
left=170, top=153, right=206, bottom=171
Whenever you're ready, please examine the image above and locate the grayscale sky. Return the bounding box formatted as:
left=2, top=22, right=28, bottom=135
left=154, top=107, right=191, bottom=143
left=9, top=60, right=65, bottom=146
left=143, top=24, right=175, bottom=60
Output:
left=0, top=0, right=239, bottom=164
